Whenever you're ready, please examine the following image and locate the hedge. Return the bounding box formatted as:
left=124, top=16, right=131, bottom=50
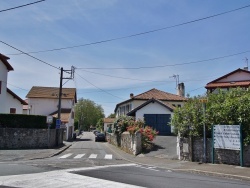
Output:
left=0, top=114, right=56, bottom=129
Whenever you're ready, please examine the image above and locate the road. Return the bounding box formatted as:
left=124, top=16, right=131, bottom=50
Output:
left=0, top=132, right=250, bottom=188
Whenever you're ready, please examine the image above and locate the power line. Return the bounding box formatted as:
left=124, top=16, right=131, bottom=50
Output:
left=7, top=4, right=250, bottom=55
left=78, top=69, right=174, bottom=83
left=0, top=0, right=45, bottom=13
left=0, top=40, right=60, bottom=70
left=2, top=81, right=29, bottom=91
left=75, top=72, right=125, bottom=100
left=76, top=50, right=250, bottom=70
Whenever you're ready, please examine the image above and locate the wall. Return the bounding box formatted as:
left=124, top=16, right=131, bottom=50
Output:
left=106, top=131, right=141, bottom=155
left=6, top=92, right=23, bottom=114
left=0, top=128, right=64, bottom=149
left=219, top=71, right=250, bottom=82
left=178, top=137, right=250, bottom=167
left=0, top=60, right=8, bottom=113
left=28, top=98, right=73, bottom=116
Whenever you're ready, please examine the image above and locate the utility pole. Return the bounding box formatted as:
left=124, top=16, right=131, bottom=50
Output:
left=56, top=66, right=74, bottom=146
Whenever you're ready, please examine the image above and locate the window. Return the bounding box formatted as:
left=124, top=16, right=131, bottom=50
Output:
left=10, top=108, right=16, bottom=114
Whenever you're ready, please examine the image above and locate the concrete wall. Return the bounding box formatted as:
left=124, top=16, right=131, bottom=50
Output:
left=0, top=60, right=8, bottom=113
left=106, top=131, right=141, bottom=155
left=178, top=137, right=250, bottom=167
left=0, top=128, right=64, bottom=149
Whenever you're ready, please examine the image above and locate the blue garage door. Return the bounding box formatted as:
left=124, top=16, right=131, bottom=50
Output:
left=144, top=114, right=171, bottom=135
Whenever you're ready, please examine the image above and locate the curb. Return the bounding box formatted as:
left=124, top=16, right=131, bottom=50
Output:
left=105, top=142, right=250, bottom=182
left=28, top=144, right=72, bottom=160
left=172, top=168, right=250, bottom=181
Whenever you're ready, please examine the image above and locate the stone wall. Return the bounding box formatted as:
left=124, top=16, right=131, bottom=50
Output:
left=179, top=137, right=250, bottom=166
left=0, top=128, right=64, bottom=149
left=106, top=131, right=141, bottom=155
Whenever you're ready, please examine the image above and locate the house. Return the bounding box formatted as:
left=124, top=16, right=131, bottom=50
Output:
left=0, top=53, right=27, bottom=114
left=103, top=118, right=115, bottom=132
left=205, top=68, right=250, bottom=93
left=114, top=85, right=187, bottom=135
left=26, top=86, right=77, bottom=140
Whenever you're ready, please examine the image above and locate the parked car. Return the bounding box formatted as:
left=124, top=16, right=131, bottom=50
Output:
left=95, top=133, right=106, bottom=142
left=93, top=130, right=100, bottom=135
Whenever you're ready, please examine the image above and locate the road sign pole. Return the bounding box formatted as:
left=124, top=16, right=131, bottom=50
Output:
left=240, top=124, right=244, bottom=167
left=212, top=125, right=214, bottom=164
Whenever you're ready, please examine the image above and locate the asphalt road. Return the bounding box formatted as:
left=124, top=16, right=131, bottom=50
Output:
left=0, top=132, right=250, bottom=187
left=74, top=165, right=250, bottom=188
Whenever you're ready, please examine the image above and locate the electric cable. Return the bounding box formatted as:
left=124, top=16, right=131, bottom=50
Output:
left=0, top=0, right=45, bottom=13
left=75, top=71, right=125, bottom=100
left=76, top=50, right=250, bottom=70
left=7, top=4, right=250, bottom=55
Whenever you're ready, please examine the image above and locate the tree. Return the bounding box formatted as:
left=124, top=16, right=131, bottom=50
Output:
left=171, top=88, right=250, bottom=144
left=107, top=113, right=116, bottom=118
left=74, top=98, right=105, bottom=131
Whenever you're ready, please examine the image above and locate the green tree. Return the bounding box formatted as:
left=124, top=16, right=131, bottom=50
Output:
left=75, top=98, right=105, bottom=131
left=171, top=88, right=250, bottom=144
left=96, top=118, right=104, bottom=132
left=107, top=113, right=116, bottom=118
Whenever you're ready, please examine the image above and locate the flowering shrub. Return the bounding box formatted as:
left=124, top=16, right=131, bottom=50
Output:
left=140, top=126, right=159, bottom=150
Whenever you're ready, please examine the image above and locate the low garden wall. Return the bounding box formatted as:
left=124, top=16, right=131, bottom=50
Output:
left=179, top=137, right=250, bottom=166
left=106, top=131, right=141, bottom=155
left=0, top=128, right=64, bottom=149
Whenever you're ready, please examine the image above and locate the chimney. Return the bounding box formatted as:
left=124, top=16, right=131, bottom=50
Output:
left=130, top=93, right=134, bottom=98
left=177, top=83, right=185, bottom=97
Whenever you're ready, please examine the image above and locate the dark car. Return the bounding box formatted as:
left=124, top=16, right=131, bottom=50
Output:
left=95, top=133, right=106, bottom=142
left=93, top=130, right=100, bottom=135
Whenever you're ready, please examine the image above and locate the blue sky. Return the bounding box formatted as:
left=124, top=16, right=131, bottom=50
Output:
left=1, top=0, right=250, bottom=116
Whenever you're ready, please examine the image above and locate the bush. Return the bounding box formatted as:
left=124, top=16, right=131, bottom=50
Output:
left=0, top=114, right=56, bottom=129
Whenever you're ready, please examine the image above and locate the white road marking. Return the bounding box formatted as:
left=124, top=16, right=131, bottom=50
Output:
left=0, top=164, right=143, bottom=188
left=89, top=154, right=97, bottom=159
left=104, top=154, right=113, bottom=160
left=59, top=153, right=73, bottom=159
left=74, top=154, right=85, bottom=159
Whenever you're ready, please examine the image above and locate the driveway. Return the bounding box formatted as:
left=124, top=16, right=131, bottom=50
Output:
left=143, top=136, right=178, bottom=159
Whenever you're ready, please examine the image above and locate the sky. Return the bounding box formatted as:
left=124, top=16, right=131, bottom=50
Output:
left=1, top=0, right=250, bottom=117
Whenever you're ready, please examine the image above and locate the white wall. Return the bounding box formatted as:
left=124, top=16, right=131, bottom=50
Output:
left=0, top=60, right=8, bottom=113
left=6, top=92, right=23, bottom=114
left=219, top=71, right=250, bottom=82
left=28, top=98, right=73, bottom=115
left=135, top=102, right=173, bottom=120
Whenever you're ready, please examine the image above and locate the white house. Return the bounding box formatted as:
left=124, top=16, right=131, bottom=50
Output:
left=0, top=53, right=27, bottom=114
left=26, top=86, right=77, bottom=140
left=205, top=68, right=250, bottom=93
left=114, top=85, right=186, bottom=135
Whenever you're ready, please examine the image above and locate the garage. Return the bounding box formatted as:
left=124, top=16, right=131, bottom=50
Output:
left=144, top=114, right=171, bottom=135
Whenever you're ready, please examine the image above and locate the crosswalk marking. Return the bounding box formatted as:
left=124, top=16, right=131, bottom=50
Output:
left=89, top=154, right=97, bottom=159
left=74, top=154, right=85, bottom=159
left=59, top=153, right=73, bottom=159
left=105, top=154, right=112, bottom=160
left=58, top=153, right=113, bottom=160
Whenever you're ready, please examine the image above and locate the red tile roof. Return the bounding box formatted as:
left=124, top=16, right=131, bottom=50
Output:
left=133, top=88, right=186, bottom=101
left=205, top=81, right=250, bottom=89
left=26, top=86, right=77, bottom=102
left=115, top=88, right=186, bottom=112
left=103, top=118, right=115, bottom=123
left=205, top=68, right=250, bottom=89
left=0, top=53, right=13, bottom=71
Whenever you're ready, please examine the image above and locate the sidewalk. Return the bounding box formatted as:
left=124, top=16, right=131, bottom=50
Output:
left=0, top=141, right=72, bottom=161
left=105, top=142, right=250, bottom=181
